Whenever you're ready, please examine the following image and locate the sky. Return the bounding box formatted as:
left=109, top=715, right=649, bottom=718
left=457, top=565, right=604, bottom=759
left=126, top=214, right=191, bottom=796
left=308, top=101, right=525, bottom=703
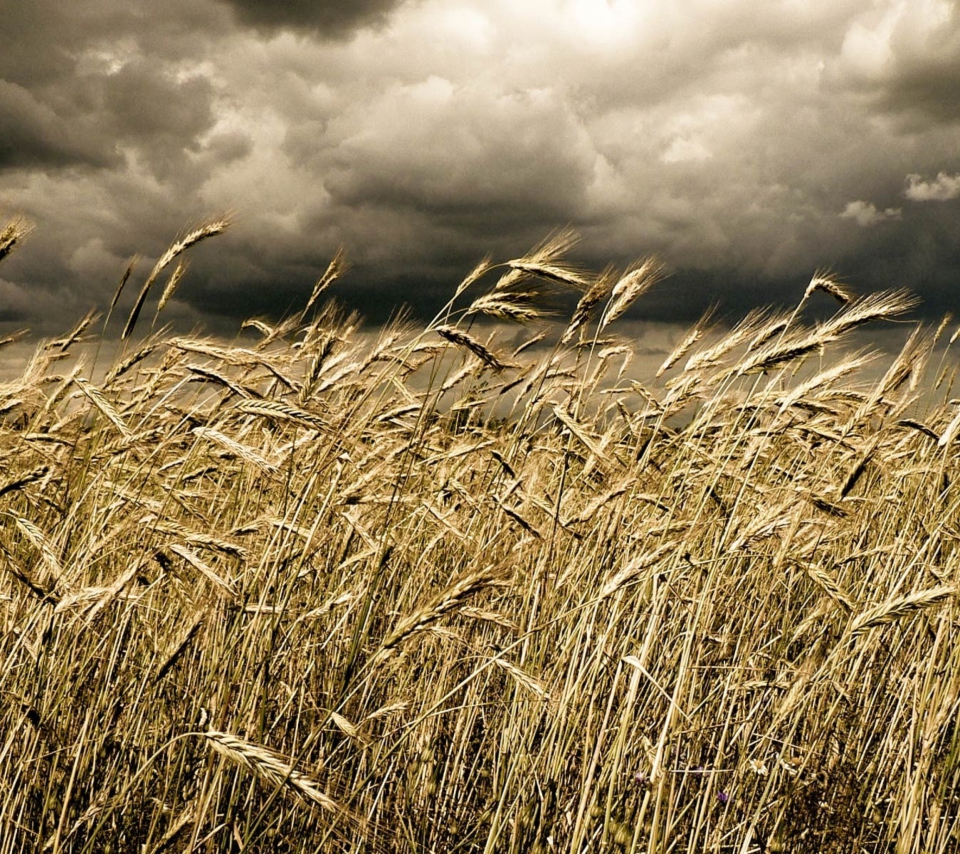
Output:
left=2, top=0, right=960, bottom=339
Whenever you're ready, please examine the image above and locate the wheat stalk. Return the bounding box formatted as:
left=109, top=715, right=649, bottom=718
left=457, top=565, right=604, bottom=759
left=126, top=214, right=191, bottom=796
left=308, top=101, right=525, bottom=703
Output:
left=110, top=255, right=140, bottom=311
left=598, top=544, right=675, bottom=599
left=819, top=289, right=919, bottom=339
left=466, top=291, right=546, bottom=324
left=169, top=544, right=237, bottom=599
left=0, top=465, right=49, bottom=500
left=804, top=269, right=855, bottom=304
left=505, top=260, right=592, bottom=290
left=192, top=427, right=277, bottom=473
left=54, top=562, right=143, bottom=622
left=0, top=329, right=28, bottom=350
left=495, top=228, right=581, bottom=291
left=564, top=480, right=634, bottom=526
left=48, top=309, right=100, bottom=352
left=561, top=269, right=615, bottom=344
left=123, top=218, right=230, bottom=339
left=303, top=246, right=349, bottom=316
left=776, top=354, right=872, bottom=414
left=454, top=255, right=494, bottom=298
left=236, top=399, right=329, bottom=432
left=7, top=513, right=64, bottom=585
left=734, top=330, right=825, bottom=376
left=154, top=609, right=206, bottom=683
left=156, top=259, right=188, bottom=314
left=657, top=310, right=714, bottom=378
left=0, top=542, right=60, bottom=603
left=552, top=404, right=608, bottom=460
left=938, top=405, right=960, bottom=448
left=684, top=309, right=772, bottom=372
left=103, top=341, right=158, bottom=387
left=180, top=532, right=247, bottom=558
left=171, top=338, right=268, bottom=368
left=803, top=562, right=855, bottom=613
left=493, top=656, right=551, bottom=700
left=186, top=364, right=256, bottom=400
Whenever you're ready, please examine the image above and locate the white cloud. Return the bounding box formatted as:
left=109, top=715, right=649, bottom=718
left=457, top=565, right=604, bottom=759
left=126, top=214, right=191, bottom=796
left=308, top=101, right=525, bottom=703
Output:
left=905, top=172, right=960, bottom=201
left=839, top=200, right=902, bottom=227
left=829, top=0, right=960, bottom=122
left=661, top=137, right=713, bottom=164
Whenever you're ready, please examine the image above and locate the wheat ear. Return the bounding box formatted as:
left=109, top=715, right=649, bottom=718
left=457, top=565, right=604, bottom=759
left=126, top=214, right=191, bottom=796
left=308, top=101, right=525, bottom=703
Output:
left=849, top=586, right=955, bottom=637
left=0, top=216, right=33, bottom=263
left=602, top=257, right=664, bottom=328
left=378, top=565, right=509, bottom=654
left=204, top=730, right=343, bottom=815
left=435, top=326, right=513, bottom=372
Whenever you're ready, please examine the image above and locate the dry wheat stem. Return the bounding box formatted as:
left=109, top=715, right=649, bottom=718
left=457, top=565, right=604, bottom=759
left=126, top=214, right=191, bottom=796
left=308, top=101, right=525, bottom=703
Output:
left=657, top=310, right=714, bottom=378
left=804, top=269, right=855, bottom=305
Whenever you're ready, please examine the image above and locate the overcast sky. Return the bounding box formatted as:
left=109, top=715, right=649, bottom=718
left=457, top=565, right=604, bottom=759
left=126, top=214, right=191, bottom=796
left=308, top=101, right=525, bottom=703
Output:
left=2, top=0, right=960, bottom=338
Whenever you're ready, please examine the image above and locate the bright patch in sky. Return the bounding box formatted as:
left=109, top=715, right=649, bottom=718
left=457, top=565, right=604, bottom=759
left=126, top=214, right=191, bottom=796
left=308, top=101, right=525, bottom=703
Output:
left=563, top=0, right=646, bottom=48
left=661, top=137, right=713, bottom=164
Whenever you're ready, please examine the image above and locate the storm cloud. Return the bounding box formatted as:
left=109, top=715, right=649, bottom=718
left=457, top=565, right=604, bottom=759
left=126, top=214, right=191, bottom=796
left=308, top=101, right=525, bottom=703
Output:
left=217, top=0, right=408, bottom=38
left=2, top=0, right=960, bottom=338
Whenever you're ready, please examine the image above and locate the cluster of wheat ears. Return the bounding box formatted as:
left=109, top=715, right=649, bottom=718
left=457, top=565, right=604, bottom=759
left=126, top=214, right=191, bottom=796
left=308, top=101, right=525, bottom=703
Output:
left=2, top=214, right=960, bottom=853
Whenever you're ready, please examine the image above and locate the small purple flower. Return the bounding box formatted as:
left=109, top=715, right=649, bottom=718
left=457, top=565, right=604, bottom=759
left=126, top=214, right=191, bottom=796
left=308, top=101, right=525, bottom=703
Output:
left=717, top=791, right=729, bottom=805
left=634, top=772, right=647, bottom=786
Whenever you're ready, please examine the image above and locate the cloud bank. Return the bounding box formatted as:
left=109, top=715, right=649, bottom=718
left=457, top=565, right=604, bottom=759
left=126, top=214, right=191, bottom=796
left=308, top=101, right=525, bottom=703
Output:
left=1, top=0, right=960, bottom=337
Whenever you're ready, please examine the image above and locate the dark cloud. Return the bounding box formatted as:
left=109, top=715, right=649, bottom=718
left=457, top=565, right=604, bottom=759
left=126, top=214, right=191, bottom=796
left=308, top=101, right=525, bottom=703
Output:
left=0, top=278, right=34, bottom=323
left=317, top=82, right=595, bottom=226
left=0, top=1, right=77, bottom=86
left=0, top=0, right=233, bottom=184
left=0, top=80, right=117, bottom=171
left=102, top=63, right=214, bottom=141
left=98, top=60, right=218, bottom=179
left=839, top=200, right=902, bottom=227
left=217, top=0, right=406, bottom=38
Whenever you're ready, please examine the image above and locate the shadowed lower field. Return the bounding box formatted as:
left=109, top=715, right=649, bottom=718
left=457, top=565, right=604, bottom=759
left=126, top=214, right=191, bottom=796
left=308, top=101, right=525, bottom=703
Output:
left=1, top=219, right=960, bottom=852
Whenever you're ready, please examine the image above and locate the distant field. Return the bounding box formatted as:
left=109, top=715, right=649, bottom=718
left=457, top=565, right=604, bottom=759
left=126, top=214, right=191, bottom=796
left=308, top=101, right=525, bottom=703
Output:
left=2, top=218, right=960, bottom=853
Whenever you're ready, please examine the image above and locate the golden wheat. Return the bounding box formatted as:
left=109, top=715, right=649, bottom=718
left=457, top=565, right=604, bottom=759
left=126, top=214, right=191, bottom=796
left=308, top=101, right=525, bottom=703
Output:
left=0, top=223, right=958, bottom=853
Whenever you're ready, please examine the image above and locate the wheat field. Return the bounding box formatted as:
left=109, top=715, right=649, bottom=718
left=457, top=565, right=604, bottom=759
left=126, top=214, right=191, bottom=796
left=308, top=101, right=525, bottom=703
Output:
left=1, top=216, right=960, bottom=853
